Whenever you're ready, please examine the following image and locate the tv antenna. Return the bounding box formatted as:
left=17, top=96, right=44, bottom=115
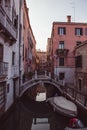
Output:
left=70, top=1, right=75, bottom=22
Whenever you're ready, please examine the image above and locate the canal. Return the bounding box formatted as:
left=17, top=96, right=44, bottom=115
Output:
left=0, top=84, right=86, bottom=130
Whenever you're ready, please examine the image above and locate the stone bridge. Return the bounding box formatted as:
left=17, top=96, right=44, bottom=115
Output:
left=20, top=74, right=63, bottom=97
left=20, top=71, right=87, bottom=112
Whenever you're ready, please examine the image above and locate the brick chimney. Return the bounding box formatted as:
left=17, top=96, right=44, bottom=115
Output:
left=67, top=15, right=71, bottom=22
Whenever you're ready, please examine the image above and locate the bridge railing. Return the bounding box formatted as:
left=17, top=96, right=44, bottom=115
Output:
left=20, top=78, right=40, bottom=95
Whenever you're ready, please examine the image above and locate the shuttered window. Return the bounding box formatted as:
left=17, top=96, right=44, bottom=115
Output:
left=59, top=58, right=64, bottom=66
left=59, top=41, right=64, bottom=49
left=75, top=28, right=83, bottom=36
left=58, top=27, right=66, bottom=35
left=75, top=55, right=82, bottom=68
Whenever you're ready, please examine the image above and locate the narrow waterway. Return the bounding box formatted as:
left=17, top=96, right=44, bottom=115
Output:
left=32, top=92, right=70, bottom=130
left=0, top=88, right=86, bottom=130
left=20, top=93, right=70, bottom=130
left=0, top=93, right=70, bottom=130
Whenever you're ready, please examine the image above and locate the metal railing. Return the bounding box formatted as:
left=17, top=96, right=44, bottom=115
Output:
left=0, top=62, right=8, bottom=76
left=0, top=6, right=16, bottom=40
left=62, top=85, right=87, bottom=107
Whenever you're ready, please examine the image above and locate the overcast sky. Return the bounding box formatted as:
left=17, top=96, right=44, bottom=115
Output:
left=26, top=0, right=87, bottom=51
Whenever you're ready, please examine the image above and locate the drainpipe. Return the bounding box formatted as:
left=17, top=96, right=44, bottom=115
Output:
left=18, top=0, right=22, bottom=95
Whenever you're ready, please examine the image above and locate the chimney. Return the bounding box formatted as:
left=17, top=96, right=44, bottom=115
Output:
left=67, top=15, right=71, bottom=22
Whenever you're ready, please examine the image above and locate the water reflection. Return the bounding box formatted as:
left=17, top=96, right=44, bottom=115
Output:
left=36, top=92, right=46, bottom=101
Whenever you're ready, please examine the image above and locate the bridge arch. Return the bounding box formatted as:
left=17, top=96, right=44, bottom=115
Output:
left=20, top=78, right=63, bottom=97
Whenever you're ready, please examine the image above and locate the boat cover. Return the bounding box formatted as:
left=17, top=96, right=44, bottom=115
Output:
left=47, top=96, right=77, bottom=117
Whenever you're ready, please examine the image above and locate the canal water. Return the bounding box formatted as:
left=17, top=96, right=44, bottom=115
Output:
left=20, top=92, right=71, bottom=130
left=0, top=87, right=86, bottom=130
left=32, top=92, right=70, bottom=130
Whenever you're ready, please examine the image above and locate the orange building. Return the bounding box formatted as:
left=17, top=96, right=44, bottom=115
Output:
left=36, top=50, right=47, bottom=72
left=51, top=16, right=87, bottom=84
left=23, top=0, right=36, bottom=74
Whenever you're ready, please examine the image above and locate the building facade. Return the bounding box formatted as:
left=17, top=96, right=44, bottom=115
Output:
left=0, top=0, right=36, bottom=115
left=46, top=38, right=52, bottom=72
left=51, top=16, right=87, bottom=84
left=36, top=50, right=47, bottom=72
left=0, top=0, right=20, bottom=113
left=75, top=40, right=87, bottom=92
left=23, top=0, right=36, bottom=74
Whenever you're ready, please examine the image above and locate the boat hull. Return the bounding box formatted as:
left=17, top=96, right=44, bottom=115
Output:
left=46, top=96, right=77, bottom=117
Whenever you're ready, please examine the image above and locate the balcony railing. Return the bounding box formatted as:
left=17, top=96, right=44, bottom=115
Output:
left=0, top=6, right=16, bottom=42
left=0, top=62, right=8, bottom=76
left=56, top=49, right=69, bottom=57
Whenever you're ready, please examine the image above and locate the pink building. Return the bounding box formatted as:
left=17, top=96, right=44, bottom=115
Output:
left=51, top=16, right=87, bottom=84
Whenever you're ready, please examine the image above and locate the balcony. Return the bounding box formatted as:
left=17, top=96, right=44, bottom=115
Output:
left=0, top=62, right=8, bottom=78
left=0, top=6, right=16, bottom=44
left=56, top=49, right=69, bottom=57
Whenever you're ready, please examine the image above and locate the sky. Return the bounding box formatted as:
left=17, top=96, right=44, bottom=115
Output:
left=26, top=0, right=87, bottom=51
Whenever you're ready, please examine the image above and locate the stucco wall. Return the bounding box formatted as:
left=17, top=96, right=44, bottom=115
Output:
left=54, top=67, right=75, bottom=84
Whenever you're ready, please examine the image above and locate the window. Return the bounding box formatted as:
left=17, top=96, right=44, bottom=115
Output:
left=59, top=73, right=65, bottom=80
left=29, top=37, right=33, bottom=49
left=58, top=27, right=66, bottom=35
left=76, top=41, right=82, bottom=46
left=0, top=44, right=3, bottom=62
left=7, top=84, right=10, bottom=93
left=0, top=0, right=2, bottom=4
left=13, top=15, right=18, bottom=29
left=78, top=79, right=82, bottom=91
left=59, top=41, right=64, bottom=49
left=5, top=0, right=10, bottom=7
left=75, top=55, right=82, bottom=68
left=75, top=28, right=83, bottom=36
left=12, top=52, right=15, bottom=65
left=59, top=58, right=64, bottom=66
left=85, top=28, right=87, bottom=36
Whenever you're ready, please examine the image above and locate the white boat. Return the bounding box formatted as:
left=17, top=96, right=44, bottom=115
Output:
left=46, top=96, right=77, bottom=117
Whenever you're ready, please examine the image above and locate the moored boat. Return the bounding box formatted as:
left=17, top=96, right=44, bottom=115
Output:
left=65, top=127, right=87, bottom=130
left=64, top=118, right=86, bottom=130
left=46, top=96, right=77, bottom=117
